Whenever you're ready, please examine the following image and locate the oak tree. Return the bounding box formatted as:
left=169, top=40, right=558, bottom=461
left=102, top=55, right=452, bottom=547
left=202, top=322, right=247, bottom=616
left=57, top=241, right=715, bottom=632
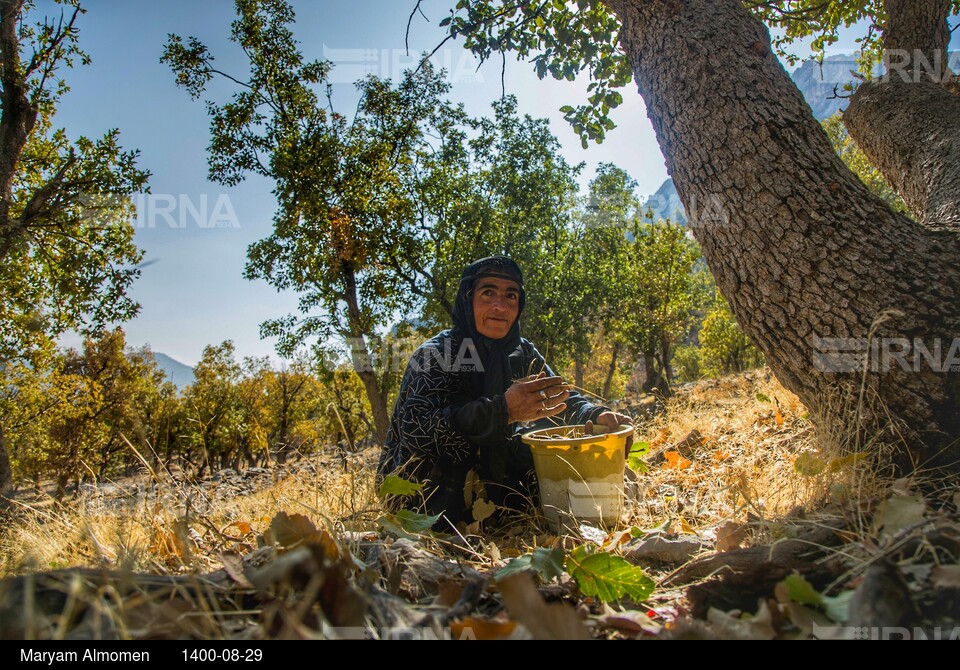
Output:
left=442, top=0, right=960, bottom=469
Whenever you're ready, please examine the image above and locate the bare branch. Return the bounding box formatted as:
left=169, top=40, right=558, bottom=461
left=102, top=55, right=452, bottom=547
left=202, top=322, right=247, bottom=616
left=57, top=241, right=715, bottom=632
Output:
left=405, top=0, right=427, bottom=56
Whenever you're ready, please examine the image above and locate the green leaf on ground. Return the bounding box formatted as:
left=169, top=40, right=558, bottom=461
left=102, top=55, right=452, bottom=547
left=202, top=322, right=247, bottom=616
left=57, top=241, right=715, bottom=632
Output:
left=565, top=544, right=655, bottom=602
left=782, top=573, right=823, bottom=606
left=794, top=452, right=826, bottom=477
left=756, top=392, right=771, bottom=403
left=377, top=509, right=442, bottom=539
left=828, top=452, right=870, bottom=473
left=778, top=573, right=853, bottom=623
left=378, top=475, right=424, bottom=497
left=627, top=441, right=651, bottom=472
left=496, top=547, right=565, bottom=583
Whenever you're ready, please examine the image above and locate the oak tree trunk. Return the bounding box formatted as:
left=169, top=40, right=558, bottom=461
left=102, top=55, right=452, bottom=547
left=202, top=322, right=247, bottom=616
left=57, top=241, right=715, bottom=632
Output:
left=342, top=265, right=391, bottom=445
left=609, top=0, right=960, bottom=468
left=0, top=423, right=12, bottom=500
left=0, top=0, right=37, bottom=238
left=574, top=354, right=585, bottom=390
left=844, top=0, right=960, bottom=232
left=602, top=340, right=621, bottom=400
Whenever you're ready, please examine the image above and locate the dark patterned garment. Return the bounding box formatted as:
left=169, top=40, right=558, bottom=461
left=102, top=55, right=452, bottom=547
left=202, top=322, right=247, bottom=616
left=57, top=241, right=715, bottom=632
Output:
left=377, top=327, right=607, bottom=525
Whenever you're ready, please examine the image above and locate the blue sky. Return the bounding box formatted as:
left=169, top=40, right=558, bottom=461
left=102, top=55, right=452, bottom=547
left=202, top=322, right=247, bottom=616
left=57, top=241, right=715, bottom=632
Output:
left=46, top=1, right=957, bottom=366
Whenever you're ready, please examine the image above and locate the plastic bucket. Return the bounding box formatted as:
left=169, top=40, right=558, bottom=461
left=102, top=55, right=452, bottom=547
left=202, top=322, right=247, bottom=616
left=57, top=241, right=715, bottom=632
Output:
left=521, top=423, right=632, bottom=534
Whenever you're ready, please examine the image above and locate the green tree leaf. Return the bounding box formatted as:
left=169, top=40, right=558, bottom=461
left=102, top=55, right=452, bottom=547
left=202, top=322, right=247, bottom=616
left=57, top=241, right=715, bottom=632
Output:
left=495, top=547, right=566, bottom=582
left=565, top=544, right=655, bottom=602
left=781, top=573, right=823, bottom=606
left=779, top=573, right=853, bottom=623
left=378, top=509, right=442, bottom=539
left=794, top=452, right=827, bottom=477
left=378, top=475, right=424, bottom=498
left=627, top=441, right=651, bottom=473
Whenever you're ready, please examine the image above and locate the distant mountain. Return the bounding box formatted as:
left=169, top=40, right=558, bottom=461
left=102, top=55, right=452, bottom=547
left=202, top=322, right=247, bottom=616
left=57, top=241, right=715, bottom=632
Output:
left=152, top=353, right=195, bottom=390
left=642, top=52, right=960, bottom=222
left=790, top=53, right=865, bottom=121
left=791, top=51, right=959, bottom=121
left=642, top=177, right=686, bottom=224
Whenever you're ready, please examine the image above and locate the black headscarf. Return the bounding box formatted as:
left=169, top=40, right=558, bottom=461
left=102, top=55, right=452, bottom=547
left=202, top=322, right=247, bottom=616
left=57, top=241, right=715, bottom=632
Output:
left=451, top=256, right=526, bottom=399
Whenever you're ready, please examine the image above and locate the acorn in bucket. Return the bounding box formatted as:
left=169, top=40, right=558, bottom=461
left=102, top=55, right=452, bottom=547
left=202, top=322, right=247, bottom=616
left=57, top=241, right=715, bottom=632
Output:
left=521, top=420, right=634, bottom=534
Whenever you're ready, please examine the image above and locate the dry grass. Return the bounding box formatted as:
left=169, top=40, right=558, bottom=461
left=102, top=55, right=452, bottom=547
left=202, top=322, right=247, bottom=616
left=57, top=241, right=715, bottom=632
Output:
left=0, top=368, right=892, bottom=578
left=5, top=368, right=958, bottom=640
left=0, top=450, right=380, bottom=578
left=624, top=369, right=889, bottom=540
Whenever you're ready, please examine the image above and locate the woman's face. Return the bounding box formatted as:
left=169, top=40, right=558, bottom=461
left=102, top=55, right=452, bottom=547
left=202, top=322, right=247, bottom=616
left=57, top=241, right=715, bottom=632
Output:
left=471, top=276, right=521, bottom=340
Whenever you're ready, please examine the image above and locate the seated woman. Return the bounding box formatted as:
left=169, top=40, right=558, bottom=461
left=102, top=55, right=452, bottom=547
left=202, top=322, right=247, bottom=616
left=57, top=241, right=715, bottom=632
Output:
left=377, top=255, right=631, bottom=527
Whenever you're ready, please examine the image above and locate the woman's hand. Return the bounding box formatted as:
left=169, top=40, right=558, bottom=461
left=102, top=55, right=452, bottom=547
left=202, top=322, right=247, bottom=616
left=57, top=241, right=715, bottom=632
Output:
left=505, top=373, right=571, bottom=424
left=596, top=411, right=635, bottom=453
left=596, top=411, right=633, bottom=431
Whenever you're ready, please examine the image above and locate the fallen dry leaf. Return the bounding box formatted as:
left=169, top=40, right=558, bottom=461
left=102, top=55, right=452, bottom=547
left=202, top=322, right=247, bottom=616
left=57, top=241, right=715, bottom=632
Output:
left=219, top=551, right=254, bottom=588
left=596, top=610, right=662, bottom=636
left=931, top=565, right=960, bottom=590
left=450, top=616, right=517, bottom=640
left=780, top=601, right=833, bottom=637
left=472, top=498, right=496, bottom=523
left=872, top=494, right=926, bottom=539
left=463, top=469, right=479, bottom=508
left=705, top=600, right=779, bottom=640
left=664, top=451, right=693, bottom=470
left=485, top=541, right=502, bottom=563
left=579, top=524, right=607, bottom=545
left=716, top=521, right=748, bottom=552
left=266, top=511, right=318, bottom=547
left=602, top=529, right=634, bottom=552
left=226, top=521, right=253, bottom=536
left=498, top=573, right=590, bottom=640
left=436, top=579, right=465, bottom=608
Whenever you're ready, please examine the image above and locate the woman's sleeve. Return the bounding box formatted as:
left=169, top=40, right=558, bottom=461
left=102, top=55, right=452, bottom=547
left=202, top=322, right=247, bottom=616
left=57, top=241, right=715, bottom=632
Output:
left=393, top=345, right=507, bottom=463
left=528, top=345, right=608, bottom=425
left=453, top=395, right=512, bottom=448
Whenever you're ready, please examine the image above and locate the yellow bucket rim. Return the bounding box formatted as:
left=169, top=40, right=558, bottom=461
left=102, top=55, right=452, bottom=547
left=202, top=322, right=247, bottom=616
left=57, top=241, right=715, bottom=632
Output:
left=520, top=423, right=634, bottom=447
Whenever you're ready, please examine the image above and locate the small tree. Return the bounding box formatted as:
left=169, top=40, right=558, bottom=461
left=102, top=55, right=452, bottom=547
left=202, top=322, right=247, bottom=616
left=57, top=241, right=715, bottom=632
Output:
left=619, top=219, right=702, bottom=396
left=700, top=297, right=765, bottom=378
left=183, top=341, right=243, bottom=476
left=45, top=329, right=164, bottom=496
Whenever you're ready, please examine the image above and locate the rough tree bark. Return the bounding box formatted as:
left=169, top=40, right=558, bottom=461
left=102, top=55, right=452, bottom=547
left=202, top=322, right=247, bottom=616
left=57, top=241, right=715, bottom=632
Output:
left=845, top=0, right=960, bottom=231
left=609, top=0, right=960, bottom=467
left=0, top=0, right=37, bottom=232
left=882, top=0, right=953, bottom=83
left=0, top=423, right=12, bottom=499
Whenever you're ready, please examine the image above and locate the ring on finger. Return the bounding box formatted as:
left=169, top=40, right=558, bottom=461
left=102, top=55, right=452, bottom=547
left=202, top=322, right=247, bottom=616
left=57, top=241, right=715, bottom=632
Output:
left=539, top=390, right=547, bottom=400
